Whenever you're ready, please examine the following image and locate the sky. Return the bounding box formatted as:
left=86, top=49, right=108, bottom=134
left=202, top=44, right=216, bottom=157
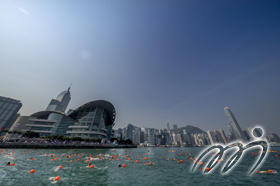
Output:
left=1, top=0, right=280, bottom=136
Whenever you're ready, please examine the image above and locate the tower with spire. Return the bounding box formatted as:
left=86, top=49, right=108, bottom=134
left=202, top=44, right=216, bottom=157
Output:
left=46, top=86, right=71, bottom=113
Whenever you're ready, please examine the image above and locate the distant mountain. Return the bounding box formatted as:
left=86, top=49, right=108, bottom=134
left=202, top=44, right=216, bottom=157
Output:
left=180, top=125, right=206, bottom=134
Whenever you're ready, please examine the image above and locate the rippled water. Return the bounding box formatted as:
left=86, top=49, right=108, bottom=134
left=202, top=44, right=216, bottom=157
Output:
left=0, top=147, right=279, bottom=186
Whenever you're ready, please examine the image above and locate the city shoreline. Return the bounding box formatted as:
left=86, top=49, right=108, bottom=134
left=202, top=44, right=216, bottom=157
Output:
left=0, top=143, right=137, bottom=149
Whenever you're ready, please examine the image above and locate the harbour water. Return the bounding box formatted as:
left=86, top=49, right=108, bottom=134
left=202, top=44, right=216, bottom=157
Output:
left=1, top=147, right=279, bottom=186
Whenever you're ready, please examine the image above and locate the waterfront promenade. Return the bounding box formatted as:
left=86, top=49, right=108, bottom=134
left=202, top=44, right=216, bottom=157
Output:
left=0, top=142, right=137, bottom=149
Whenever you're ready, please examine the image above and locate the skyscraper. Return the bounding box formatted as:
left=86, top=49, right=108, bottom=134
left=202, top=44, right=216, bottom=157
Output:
left=167, top=123, right=170, bottom=132
left=46, top=87, right=71, bottom=113
left=224, top=107, right=247, bottom=143
left=207, top=130, right=216, bottom=145
left=214, top=130, right=228, bottom=144
left=183, top=129, right=191, bottom=145
left=173, top=124, right=178, bottom=133
left=0, top=96, right=22, bottom=130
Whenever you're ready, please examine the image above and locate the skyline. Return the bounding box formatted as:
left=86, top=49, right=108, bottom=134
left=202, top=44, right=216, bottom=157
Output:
left=1, top=1, right=280, bottom=135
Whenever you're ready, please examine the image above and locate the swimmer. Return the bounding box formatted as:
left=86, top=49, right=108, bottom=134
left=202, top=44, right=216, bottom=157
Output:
left=256, top=170, right=277, bottom=174
left=6, top=162, right=10, bottom=166
left=118, top=163, right=121, bottom=167
left=48, top=177, right=58, bottom=184
left=88, top=163, right=91, bottom=167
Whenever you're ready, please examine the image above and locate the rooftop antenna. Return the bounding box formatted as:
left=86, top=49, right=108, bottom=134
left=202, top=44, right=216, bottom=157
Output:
left=68, top=82, right=73, bottom=91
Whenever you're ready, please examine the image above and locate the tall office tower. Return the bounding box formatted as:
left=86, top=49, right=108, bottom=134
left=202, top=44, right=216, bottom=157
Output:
left=242, top=130, right=251, bottom=141
left=167, top=123, right=170, bottom=131
left=126, top=124, right=134, bottom=140
left=141, top=127, right=147, bottom=133
left=0, top=96, right=22, bottom=130
left=207, top=130, right=216, bottom=145
left=139, top=131, right=145, bottom=143
left=218, top=130, right=228, bottom=144
left=190, top=134, right=196, bottom=146
left=268, top=133, right=280, bottom=143
left=173, top=124, right=178, bottom=133
left=148, top=129, right=155, bottom=145
left=224, top=107, right=247, bottom=143
left=214, top=130, right=228, bottom=144
left=46, top=87, right=71, bottom=113
left=183, top=129, right=191, bottom=145
left=177, top=134, right=183, bottom=144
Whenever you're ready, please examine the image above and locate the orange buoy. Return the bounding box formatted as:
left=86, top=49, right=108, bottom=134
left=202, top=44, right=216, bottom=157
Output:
left=55, top=176, right=60, bottom=181
left=165, top=156, right=167, bottom=158
left=136, top=160, right=139, bottom=163
left=117, top=159, right=119, bottom=161
left=149, top=162, right=152, bottom=165
left=276, top=155, right=278, bottom=157
left=179, top=160, right=183, bottom=163
left=90, top=165, right=94, bottom=168
left=10, top=163, right=15, bottom=166
left=56, top=158, right=59, bottom=160
left=30, top=169, right=35, bottom=173
left=14, top=157, right=16, bottom=159
left=122, top=164, right=126, bottom=167
left=51, top=159, right=54, bottom=161
left=109, top=159, right=111, bottom=161
left=206, top=167, right=210, bottom=171
left=128, top=158, right=130, bottom=160
left=77, top=159, right=80, bottom=161
left=58, top=166, right=62, bottom=169
left=70, top=160, right=73, bottom=162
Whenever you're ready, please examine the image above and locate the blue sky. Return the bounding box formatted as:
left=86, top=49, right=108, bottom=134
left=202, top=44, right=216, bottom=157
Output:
left=1, top=0, right=280, bottom=135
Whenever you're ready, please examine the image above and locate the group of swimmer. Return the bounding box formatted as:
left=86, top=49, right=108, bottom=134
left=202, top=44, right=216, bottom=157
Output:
left=2, top=148, right=278, bottom=178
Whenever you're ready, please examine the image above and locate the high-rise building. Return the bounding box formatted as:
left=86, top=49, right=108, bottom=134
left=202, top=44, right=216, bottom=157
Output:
left=0, top=96, right=22, bottom=130
left=214, top=130, right=228, bottom=144
left=224, top=107, right=247, bottom=143
left=139, top=131, right=145, bottom=143
left=126, top=124, right=134, bottom=140
left=173, top=124, right=178, bottom=133
left=183, top=129, right=191, bottom=145
left=148, top=129, right=155, bottom=145
left=207, top=130, right=216, bottom=145
left=46, top=87, right=71, bottom=113
left=167, top=123, right=170, bottom=132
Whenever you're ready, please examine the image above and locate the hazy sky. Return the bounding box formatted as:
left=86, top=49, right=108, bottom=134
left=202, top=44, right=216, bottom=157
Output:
left=1, top=0, right=280, bottom=135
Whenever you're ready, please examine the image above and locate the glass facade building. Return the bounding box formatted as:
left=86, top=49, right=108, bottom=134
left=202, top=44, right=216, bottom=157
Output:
left=0, top=96, right=22, bottom=130
left=7, top=88, right=116, bottom=140
left=66, top=100, right=116, bottom=139
left=224, top=107, right=247, bottom=143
